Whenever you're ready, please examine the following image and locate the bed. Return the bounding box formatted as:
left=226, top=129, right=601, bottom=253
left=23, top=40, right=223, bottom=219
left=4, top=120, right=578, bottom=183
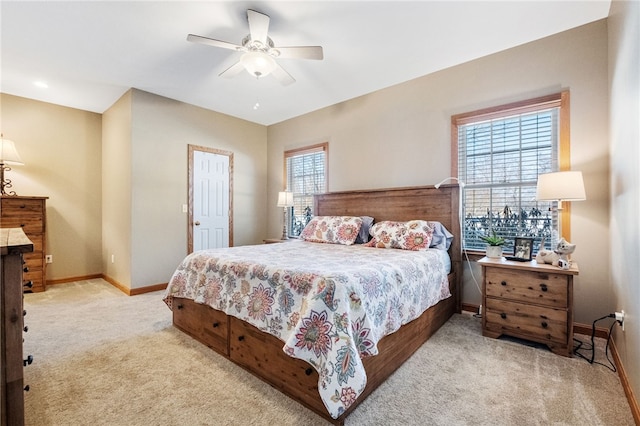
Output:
left=163, top=185, right=461, bottom=424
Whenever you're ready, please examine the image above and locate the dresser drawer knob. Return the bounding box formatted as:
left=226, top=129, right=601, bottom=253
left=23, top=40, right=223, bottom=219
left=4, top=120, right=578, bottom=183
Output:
left=24, top=266, right=29, bottom=273
left=541, top=321, right=548, bottom=328
left=23, top=355, right=34, bottom=366
left=238, top=335, right=245, bottom=342
left=23, top=325, right=29, bottom=333
left=23, top=309, right=27, bottom=317
left=540, top=283, right=548, bottom=292
left=23, top=280, right=33, bottom=288
left=176, top=304, right=184, bottom=310
left=305, top=368, right=313, bottom=376
left=501, top=281, right=507, bottom=286
left=212, top=322, right=220, bottom=328
left=500, top=313, right=507, bottom=319
left=24, top=385, right=30, bottom=392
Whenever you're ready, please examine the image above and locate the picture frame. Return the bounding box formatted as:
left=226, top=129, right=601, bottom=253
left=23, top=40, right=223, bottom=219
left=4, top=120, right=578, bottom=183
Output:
left=513, top=237, right=534, bottom=261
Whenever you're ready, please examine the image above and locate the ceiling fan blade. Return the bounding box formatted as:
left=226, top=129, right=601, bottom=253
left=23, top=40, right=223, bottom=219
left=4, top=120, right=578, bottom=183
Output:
left=219, top=61, right=246, bottom=78
left=271, top=64, right=295, bottom=86
left=247, top=9, right=270, bottom=45
left=187, top=34, right=242, bottom=51
left=275, top=46, right=324, bottom=60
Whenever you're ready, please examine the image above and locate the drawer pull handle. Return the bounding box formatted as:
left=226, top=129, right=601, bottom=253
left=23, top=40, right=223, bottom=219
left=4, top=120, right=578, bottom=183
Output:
left=238, top=335, right=245, bottom=342
left=19, top=204, right=26, bottom=209
left=20, top=223, right=25, bottom=228
left=501, top=281, right=507, bottom=286
left=23, top=309, right=27, bottom=317
left=177, top=304, right=184, bottom=310
left=23, top=355, right=34, bottom=366
left=24, top=266, right=29, bottom=273
left=212, top=322, right=219, bottom=328
left=500, top=313, right=507, bottom=319
left=23, top=325, right=29, bottom=333
left=541, top=321, right=548, bottom=328
left=305, top=368, right=313, bottom=376
left=540, top=284, right=548, bottom=292
left=24, top=281, right=33, bottom=288
left=24, top=385, right=30, bottom=392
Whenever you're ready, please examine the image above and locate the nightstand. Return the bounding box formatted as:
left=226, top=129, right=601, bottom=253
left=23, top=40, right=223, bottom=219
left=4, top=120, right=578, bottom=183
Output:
left=478, top=256, right=579, bottom=357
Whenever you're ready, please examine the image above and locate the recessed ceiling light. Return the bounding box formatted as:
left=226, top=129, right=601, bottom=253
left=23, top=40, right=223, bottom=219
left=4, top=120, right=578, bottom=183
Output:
left=33, top=81, right=49, bottom=89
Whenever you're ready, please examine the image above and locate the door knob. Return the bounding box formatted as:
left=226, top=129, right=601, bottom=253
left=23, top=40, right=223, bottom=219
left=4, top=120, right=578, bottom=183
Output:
left=194, top=221, right=201, bottom=226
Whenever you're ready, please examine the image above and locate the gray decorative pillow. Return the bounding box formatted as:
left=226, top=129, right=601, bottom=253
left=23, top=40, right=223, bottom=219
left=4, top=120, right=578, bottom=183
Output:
left=355, top=216, right=374, bottom=244
left=428, top=221, right=454, bottom=250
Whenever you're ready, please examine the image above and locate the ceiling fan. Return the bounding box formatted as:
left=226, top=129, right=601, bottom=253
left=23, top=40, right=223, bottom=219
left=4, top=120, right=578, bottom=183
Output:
left=187, top=9, right=323, bottom=86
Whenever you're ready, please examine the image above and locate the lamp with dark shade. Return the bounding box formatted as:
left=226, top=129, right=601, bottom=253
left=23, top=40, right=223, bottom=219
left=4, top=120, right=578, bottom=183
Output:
left=0, top=134, right=24, bottom=196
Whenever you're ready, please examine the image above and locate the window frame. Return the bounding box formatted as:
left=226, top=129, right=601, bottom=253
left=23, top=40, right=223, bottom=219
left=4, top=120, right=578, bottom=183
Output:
left=283, top=142, right=328, bottom=237
left=451, top=91, right=571, bottom=253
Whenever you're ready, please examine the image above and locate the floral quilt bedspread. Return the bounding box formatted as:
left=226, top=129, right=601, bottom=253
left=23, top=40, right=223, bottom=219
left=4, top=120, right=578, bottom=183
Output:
left=163, top=240, right=451, bottom=419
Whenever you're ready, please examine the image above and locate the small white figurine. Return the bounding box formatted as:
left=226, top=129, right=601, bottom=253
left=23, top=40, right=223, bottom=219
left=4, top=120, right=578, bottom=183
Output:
left=536, top=237, right=576, bottom=267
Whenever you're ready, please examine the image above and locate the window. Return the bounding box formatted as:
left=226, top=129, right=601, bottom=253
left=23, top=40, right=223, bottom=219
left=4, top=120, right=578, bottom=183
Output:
left=284, top=142, right=328, bottom=236
left=452, top=92, right=570, bottom=253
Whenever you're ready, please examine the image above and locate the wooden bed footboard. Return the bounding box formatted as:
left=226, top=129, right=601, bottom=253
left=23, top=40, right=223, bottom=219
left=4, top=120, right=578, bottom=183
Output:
left=172, top=272, right=457, bottom=424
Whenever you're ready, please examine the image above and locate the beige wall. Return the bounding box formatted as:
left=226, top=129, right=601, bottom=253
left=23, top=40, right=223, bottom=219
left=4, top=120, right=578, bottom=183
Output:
left=0, top=93, right=103, bottom=281
left=102, top=90, right=133, bottom=287
left=103, top=89, right=268, bottom=289
left=267, top=21, right=611, bottom=324
left=609, top=0, right=640, bottom=411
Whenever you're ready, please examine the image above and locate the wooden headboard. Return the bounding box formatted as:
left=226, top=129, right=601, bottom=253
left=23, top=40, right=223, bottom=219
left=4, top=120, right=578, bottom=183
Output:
left=314, top=184, right=462, bottom=312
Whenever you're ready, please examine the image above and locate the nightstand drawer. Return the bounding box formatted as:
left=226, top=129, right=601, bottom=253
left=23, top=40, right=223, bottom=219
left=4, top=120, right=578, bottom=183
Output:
left=485, top=298, right=568, bottom=344
left=485, top=267, right=568, bottom=308
left=1, top=198, right=45, bottom=217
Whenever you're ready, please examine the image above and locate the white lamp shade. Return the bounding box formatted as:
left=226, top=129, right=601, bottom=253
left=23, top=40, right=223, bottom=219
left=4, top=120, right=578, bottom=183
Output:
left=277, top=191, right=294, bottom=207
left=241, top=51, right=277, bottom=78
left=536, top=171, right=586, bottom=201
left=0, top=138, right=24, bottom=165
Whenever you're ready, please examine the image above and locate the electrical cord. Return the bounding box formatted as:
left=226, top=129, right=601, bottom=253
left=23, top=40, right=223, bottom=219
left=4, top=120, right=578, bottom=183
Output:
left=462, top=248, right=484, bottom=318
left=573, top=314, right=620, bottom=372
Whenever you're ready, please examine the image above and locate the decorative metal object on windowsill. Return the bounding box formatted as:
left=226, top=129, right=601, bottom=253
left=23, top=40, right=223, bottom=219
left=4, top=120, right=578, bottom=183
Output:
left=0, top=134, right=24, bottom=196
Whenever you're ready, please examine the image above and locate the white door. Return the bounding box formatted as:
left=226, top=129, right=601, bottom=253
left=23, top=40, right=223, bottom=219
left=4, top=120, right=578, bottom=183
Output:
left=193, top=150, right=230, bottom=251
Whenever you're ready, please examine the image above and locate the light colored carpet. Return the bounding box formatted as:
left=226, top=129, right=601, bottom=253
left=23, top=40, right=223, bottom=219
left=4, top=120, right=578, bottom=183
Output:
left=22, top=279, right=634, bottom=425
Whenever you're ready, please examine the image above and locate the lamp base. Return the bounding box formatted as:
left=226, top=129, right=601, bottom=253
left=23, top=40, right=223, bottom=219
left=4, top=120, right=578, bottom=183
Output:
left=281, top=209, right=289, bottom=240
left=0, top=164, right=18, bottom=196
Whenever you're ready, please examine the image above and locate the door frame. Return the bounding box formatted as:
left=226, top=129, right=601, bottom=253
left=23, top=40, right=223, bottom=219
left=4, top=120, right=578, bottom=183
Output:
left=188, top=144, right=234, bottom=253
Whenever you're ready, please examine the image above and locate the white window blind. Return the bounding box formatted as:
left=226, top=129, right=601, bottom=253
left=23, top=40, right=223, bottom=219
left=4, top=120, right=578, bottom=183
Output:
left=457, top=107, right=560, bottom=251
left=285, top=143, right=327, bottom=236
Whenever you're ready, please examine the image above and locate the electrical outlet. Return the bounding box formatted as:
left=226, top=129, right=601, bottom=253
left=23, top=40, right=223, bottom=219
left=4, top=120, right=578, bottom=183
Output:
left=616, top=310, right=625, bottom=331
left=45, top=255, right=53, bottom=264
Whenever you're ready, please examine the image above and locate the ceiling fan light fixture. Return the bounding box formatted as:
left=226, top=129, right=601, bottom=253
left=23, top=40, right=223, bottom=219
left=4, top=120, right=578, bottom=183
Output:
left=241, top=51, right=276, bottom=78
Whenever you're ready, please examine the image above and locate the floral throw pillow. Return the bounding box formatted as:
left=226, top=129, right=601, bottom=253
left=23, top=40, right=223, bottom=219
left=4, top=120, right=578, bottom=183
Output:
left=300, top=216, right=363, bottom=245
left=365, top=220, right=434, bottom=251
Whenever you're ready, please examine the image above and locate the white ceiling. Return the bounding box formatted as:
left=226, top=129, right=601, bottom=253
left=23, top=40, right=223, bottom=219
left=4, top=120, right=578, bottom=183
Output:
left=0, top=1, right=611, bottom=126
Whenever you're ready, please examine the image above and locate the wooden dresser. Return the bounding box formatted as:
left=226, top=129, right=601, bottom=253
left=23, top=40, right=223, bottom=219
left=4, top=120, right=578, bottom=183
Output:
left=479, top=256, right=579, bottom=357
left=1, top=227, right=34, bottom=426
left=0, top=196, right=48, bottom=292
